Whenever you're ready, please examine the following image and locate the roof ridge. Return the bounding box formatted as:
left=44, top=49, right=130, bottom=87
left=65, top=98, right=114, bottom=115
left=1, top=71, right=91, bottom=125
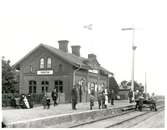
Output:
left=43, top=43, right=87, bottom=60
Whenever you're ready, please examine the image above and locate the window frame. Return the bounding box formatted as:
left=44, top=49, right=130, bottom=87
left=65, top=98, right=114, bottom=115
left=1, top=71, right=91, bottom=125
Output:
left=29, top=80, right=37, bottom=94
left=39, top=58, right=45, bottom=69
left=41, top=81, right=49, bottom=93
left=55, top=80, right=64, bottom=93
left=30, top=65, right=33, bottom=72
left=47, top=57, right=52, bottom=69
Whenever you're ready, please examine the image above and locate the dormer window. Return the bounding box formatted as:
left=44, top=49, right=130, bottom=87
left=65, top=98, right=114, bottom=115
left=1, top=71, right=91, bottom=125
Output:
left=40, top=58, right=44, bottom=69
left=47, top=58, right=52, bottom=68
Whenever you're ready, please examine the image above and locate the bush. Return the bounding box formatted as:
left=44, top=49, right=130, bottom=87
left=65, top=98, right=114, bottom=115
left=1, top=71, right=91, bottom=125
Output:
left=2, top=93, right=18, bottom=107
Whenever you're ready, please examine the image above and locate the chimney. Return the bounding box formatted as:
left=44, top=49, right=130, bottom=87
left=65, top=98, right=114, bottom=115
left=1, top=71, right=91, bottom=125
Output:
left=88, top=53, right=96, bottom=61
left=58, top=40, right=69, bottom=52
left=71, top=45, right=81, bottom=56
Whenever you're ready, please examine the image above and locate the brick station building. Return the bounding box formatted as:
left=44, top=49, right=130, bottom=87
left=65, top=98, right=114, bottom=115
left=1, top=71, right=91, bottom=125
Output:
left=14, top=40, right=113, bottom=103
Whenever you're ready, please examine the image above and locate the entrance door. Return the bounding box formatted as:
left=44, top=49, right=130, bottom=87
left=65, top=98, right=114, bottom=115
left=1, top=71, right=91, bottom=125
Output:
left=55, top=80, right=65, bottom=103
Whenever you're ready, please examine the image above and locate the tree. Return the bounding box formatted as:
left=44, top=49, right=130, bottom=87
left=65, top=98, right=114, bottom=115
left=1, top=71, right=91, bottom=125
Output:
left=120, top=80, right=128, bottom=89
left=109, top=77, right=119, bottom=94
left=127, top=80, right=142, bottom=91
left=2, top=57, right=19, bottom=93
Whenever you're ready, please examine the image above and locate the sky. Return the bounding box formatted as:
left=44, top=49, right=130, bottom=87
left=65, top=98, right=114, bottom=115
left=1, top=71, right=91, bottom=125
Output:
left=0, top=0, right=167, bottom=95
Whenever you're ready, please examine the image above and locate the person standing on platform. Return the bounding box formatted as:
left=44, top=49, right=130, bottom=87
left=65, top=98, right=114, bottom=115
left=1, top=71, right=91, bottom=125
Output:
left=134, top=90, right=139, bottom=101
left=150, top=92, right=157, bottom=111
left=19, top=94, right=25, bottom=108
left=104, top=88, right=108, bottom=108
left=101, top=89, right=106, bottom=109
left=89, top=89, right=95, bottom=110
left=23, top=95, right=30, bottom=109
left=51, top=88, right=58, bottom=106
left=97, top=91, right=103, bottom=109
left=27, top=93, right=33, bottom=108
left=128, top=89, right=133, bottom=103
left=138, top=91, right=145, bottom=111
left=42, top=93, right=50, bottom=109
left=110, top=89, right=115, bottom=105
left=71, top=85, right=78, bottom=110
left=134, top=90, right=139, bottom=110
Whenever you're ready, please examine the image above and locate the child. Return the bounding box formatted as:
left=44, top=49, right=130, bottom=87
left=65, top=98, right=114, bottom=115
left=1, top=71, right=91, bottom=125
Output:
left=42, top=93, right=50, bottom=109
left=90, top=94, right=95, bottom=110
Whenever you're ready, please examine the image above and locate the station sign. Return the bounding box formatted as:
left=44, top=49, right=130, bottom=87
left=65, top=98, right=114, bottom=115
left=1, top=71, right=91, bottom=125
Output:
left=88, top=69, right=98, bottom=74
left=37, top=70, right=53, bottom=75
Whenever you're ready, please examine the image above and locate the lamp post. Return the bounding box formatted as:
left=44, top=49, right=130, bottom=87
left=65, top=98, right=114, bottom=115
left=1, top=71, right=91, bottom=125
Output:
left=122, top=27, right=137, bottom=93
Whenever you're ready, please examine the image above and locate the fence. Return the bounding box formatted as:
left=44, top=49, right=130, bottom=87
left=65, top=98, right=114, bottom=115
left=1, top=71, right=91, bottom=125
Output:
left=2, top=93, right=44, bottom=107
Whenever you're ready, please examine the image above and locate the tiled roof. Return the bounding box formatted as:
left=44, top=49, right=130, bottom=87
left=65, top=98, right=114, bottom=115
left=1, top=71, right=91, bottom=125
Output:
left=14, top=43, right=113, bottom=75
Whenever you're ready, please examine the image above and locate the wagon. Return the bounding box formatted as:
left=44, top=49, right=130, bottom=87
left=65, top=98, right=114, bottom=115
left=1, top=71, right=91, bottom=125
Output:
left=135, top=98, right=157, bottom=111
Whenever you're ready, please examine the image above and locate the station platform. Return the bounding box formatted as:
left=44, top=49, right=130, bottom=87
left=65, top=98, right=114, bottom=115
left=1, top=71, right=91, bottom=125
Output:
left=2, top=100, right=135, bottom=128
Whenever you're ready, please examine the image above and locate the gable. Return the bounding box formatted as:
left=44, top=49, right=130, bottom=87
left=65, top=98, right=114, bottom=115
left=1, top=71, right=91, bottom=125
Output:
left=13, top=43, right=112, bottom=75
left=13, top=44, right=89, bottom=70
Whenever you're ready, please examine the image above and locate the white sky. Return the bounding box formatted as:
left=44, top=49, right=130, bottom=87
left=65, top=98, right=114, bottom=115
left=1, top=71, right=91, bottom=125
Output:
left=0, top=0, right=167, bottom=95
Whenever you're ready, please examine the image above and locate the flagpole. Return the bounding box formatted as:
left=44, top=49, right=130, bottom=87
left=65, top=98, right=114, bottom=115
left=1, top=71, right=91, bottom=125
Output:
left=83, top=24, right=93, bottom=102
left=122, top=27, right=137, bottom=101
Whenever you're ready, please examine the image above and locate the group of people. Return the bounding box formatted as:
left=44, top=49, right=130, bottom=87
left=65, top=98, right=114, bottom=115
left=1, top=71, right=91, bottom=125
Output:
left=128, top=89, right=157, bottom=111
left=96, top=89, right=115, bottom=109
left=10, top=94, right=34, bottom=109
left=128, top=89, right=157, bottom=103
left=20, top=94, right=34, bottom=109
left=71, top=85, right=116, bottom=110
left=41, top=88, right=58, bottom=109
left=11, top=86, right=116, bottom=110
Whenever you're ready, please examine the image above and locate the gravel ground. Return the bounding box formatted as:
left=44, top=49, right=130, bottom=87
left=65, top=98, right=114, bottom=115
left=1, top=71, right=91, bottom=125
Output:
left=133, top=110, right=165, bottom=128
left=2, top=100, right=133, bottom=124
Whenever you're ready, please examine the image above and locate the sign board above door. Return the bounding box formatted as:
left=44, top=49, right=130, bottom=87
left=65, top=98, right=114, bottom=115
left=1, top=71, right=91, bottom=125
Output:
left=37, top=70, right=53, bottom=75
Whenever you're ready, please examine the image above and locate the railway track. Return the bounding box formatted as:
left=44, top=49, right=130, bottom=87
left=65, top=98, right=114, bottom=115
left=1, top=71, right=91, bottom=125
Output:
left=70, top=104, right=164, bottom=128
left=107, top=106, right=164, bottom=128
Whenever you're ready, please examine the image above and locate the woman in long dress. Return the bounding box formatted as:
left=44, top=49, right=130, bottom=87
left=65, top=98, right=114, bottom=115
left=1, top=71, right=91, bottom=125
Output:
left=104, top=88, right=108, bottom=108
left=23, top=96, right=30, bottom=109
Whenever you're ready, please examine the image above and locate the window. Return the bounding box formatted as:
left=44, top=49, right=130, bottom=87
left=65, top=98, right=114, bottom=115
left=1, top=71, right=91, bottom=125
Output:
left=55, top=80, right=63, bottom=93
left=41, top=81, right=49, bottom=93
left=29, top=80, right=36, bottom=93
left=47, top=58, right=52, bottom=68
left=40, top=58, right=44, bottom=69
left=33, top=86, right=36, bottom=93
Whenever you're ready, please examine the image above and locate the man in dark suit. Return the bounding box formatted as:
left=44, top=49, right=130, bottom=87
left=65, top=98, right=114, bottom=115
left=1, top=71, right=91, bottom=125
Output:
left=71, top=85, right=78, bottom=110
left=128, top=89, right=133, bottom=103
left=110, top=89, right=115, bottom=105
left=51, top=88, right=58, bottom=106
left=108, top=89, right=115, bottom=105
